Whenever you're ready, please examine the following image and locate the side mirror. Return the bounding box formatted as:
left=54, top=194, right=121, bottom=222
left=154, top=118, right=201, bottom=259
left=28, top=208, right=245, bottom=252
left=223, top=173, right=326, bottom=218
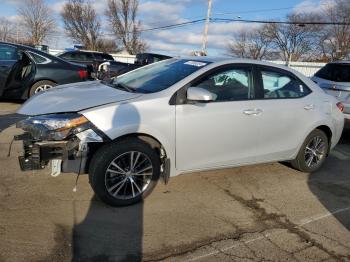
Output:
left=187, top=87, right=216, bottom=102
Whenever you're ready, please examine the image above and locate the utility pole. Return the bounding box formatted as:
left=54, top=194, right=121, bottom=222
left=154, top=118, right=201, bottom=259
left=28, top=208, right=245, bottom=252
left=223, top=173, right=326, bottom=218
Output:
left=201, top=0, right=212, bottom=56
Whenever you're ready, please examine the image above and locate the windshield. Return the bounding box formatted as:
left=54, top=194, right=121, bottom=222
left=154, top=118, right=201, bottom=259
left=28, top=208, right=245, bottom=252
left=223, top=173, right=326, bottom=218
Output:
left=111, top=59, right=210, bottom=93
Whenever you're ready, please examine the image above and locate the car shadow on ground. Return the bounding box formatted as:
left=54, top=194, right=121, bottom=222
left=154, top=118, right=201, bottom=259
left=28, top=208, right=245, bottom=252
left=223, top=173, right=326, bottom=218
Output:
left=308, top=129, right=350, bottom=230
left=0, top=99, right=24, bottom=133
left=70, top=102, right=144, bottom=261
left=72, top=196, right=143, bottom=262
left=0, top=114, right=25, bottom=132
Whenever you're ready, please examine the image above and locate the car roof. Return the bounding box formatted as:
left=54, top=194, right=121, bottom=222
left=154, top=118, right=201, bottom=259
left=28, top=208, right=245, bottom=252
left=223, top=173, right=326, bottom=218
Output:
left=328, top=60, right=350, bottom=64
left=63, top=50, right=109, bottom=54
left=178, top=56, right=294, bottom=70
left=0, top=41, right=48, bottom=55
left=0, top=41, right=86, bottom=66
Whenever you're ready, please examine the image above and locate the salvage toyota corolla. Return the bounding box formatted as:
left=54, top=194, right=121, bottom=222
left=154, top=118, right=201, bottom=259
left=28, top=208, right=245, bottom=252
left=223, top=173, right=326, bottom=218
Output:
left=15, top=58, right=345, bottom=206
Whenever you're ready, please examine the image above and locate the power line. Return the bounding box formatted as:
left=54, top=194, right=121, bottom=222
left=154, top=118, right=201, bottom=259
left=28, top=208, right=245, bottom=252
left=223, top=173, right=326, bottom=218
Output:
left=212, top=18, right=350, bottom=26
left=140, top=19, right=205, bottom=32
left=211, top=2, right=331, bottom=16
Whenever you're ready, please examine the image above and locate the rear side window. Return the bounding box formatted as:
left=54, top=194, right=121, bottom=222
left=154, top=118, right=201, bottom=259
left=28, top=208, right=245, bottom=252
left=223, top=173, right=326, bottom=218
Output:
left=0, top=45, right=17, bottom=61
left=60, top=52, right=75, bottom=60
left=94, top=53, right=114, bottom=61
left=29, top=52, right=49, bottom=64
left=315, top=64, right=350, bottom=82
left=76, top=52, right=91, bottom=61
left=261, top=70, right=311, bottom=99
left=193, top=67, right=254, bottom=101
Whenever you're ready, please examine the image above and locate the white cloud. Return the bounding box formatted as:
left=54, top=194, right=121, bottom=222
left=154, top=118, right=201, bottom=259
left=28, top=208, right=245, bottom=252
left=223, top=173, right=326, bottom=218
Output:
left=139, top=1, right=188, bottom=28
left=293, top=0, right=335, bottom=14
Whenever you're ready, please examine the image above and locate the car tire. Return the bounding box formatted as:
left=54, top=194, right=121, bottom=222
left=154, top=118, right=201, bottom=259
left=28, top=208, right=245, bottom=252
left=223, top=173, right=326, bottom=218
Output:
left=89, top=138, right=160, bottom=207
left=29, top=80, right=56, bottom=97
left=291, top=129, right=329, bottom=173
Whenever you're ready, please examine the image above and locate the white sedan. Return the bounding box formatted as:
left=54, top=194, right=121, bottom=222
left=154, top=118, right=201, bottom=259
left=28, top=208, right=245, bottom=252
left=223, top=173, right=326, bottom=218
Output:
left=16, top=57, right=344, bottom=206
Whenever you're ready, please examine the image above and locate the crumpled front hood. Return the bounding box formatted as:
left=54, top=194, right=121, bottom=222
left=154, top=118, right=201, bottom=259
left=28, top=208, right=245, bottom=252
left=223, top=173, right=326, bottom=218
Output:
left=18, top=81, right=142, bottom=116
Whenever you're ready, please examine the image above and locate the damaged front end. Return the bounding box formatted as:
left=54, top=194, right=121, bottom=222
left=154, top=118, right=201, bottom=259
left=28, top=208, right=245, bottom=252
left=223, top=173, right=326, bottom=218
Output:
left=15, top=113, right=106, bottom=176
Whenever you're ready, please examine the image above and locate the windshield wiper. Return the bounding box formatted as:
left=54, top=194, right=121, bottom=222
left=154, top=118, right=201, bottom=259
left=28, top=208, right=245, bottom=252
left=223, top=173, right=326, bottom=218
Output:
left=113, top=82, right=136, bottom=93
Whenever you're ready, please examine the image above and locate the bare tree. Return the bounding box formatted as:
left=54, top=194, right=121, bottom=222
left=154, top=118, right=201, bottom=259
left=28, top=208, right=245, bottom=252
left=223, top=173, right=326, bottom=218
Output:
left=106, top=0, right=147, bottom=54
left=61, top=0, right=103, bottom=51
left=263, top=13, right=320, bottom=64
left=318, top=0, right=350, bottom=60
left=96, top=38, right=121, bottom=53
left=17, top=0, right=55, bottom=45
left=0, top=18, right=15, bottom=42
left=227, top=25, right=271, bottom=60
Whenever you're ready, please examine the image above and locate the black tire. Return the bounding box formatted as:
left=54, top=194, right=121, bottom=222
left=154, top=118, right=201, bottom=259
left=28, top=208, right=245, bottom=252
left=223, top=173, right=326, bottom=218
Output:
left=89, top=138, right=160, bottom=207
left=291, top=129, right=329, bottom=173
left=29, top=80, right=56, bottom=97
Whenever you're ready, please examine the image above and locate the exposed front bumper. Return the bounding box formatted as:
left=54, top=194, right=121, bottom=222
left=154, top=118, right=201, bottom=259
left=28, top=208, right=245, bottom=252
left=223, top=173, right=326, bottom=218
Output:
left=15, top=128, right=105, bottom=175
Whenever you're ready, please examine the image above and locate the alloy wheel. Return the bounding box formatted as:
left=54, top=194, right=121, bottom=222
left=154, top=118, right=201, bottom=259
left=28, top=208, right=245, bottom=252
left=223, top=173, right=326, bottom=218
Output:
left=34, top=84, right=52, bottom=93
left=105, top=151, right=153, bottom=200
left=304, top=136, right=326, bottom=168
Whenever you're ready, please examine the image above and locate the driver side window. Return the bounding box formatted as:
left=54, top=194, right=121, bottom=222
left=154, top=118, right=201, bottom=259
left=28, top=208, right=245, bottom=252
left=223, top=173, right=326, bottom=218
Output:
left=194, top=67, right=254, bottom=102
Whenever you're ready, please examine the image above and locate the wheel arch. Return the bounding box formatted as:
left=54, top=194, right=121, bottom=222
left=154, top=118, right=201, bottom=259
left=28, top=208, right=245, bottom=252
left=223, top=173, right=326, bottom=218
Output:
left=112, top=132, right=166, bottom=157
left=109, top=132, right=171, bottom=183
left=316, top=125, right=332, bottom=143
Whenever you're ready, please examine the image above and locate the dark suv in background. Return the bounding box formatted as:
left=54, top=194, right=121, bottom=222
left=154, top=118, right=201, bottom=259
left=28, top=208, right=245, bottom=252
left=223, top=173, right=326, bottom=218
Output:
left=0, top=42, right=91, bottom=99
left=58, top=50, right=115, bottom=77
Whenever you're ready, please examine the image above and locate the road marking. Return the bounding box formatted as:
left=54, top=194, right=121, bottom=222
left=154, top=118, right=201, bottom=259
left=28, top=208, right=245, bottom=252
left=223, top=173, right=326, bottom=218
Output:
left=185, top=206, right=350, bottom=262
left=299, top=206, right=350, bottom=226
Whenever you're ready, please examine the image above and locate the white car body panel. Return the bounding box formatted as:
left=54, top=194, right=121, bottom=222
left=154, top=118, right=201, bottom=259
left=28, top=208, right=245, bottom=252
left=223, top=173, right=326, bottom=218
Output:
left=311, top=75, right=350, bottom=120
left=17, top=81, right=141, bottom=115
left=17, top=58, right=345, bottom=177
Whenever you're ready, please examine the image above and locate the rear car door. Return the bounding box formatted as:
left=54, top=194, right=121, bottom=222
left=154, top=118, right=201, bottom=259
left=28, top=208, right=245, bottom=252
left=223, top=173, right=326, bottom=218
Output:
left=175, top=64, right=261, bottom=171
left=0, top=44, right=18, bottom=96
left=253, top=65, right=315, bottom=162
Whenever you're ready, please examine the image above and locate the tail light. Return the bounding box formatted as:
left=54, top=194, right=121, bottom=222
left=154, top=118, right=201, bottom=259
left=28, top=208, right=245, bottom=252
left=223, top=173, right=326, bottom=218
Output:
left=336, top=102, right=344, bottom=112
left=78, top=70, right=88, bottom=79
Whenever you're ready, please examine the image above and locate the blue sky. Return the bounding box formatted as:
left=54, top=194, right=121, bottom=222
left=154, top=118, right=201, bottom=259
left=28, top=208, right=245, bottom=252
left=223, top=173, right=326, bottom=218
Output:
left=0, top=0, right=329, bottom=55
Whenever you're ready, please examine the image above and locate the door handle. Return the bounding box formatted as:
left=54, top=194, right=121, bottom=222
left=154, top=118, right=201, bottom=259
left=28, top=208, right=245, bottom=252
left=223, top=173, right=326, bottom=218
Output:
left=243, top=109, right=263, bottom=115
left=304, top=104, right=315, bottom=110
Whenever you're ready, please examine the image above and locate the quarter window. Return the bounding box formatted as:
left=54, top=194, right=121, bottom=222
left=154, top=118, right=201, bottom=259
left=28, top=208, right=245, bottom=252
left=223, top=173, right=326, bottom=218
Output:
left=193, top=67, right=254, bottom=102
left=261, top=70, right=311, bottom=99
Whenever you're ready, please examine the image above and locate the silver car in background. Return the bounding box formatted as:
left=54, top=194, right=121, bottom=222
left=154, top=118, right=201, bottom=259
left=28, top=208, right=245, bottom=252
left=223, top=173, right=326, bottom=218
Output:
left=15, top=57, right=345, bottom=206
left=312, top=61, right=350, bottom=125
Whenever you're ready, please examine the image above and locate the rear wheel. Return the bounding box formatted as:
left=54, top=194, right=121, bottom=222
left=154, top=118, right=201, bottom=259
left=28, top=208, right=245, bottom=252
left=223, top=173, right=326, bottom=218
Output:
left=89, top=138, right=160, bottom=206
left=291, top=129, right=329, bottom=173
left=29, top=80, right=56, bottom=97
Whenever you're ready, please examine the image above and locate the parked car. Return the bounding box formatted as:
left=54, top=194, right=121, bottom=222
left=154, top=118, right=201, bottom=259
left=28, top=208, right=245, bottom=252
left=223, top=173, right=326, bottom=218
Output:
left=58, top=50, right=115, bottom=78
left=15, top=58, right=344, bottom=206
left=134, top=53, right=172, bottom=65
left=0, top=42, right=91, bottom=99
left=98, top=53, right=171, bottom=79
left=311, top=61, right=350, bottom=124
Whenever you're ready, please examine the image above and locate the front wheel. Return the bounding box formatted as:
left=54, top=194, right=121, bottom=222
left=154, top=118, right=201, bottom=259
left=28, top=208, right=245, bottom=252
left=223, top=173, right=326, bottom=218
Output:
left=89, top=138, right=160, bottom=206
left=291, top=129, right=329, bottom=173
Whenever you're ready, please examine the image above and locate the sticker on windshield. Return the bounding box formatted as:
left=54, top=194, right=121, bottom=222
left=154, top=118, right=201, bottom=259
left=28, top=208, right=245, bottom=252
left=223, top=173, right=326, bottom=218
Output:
left=184, top=61, right=207, bottom=67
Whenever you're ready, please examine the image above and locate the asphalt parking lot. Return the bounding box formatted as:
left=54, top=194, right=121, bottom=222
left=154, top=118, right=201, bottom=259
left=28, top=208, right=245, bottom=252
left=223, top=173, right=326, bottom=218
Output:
left=1, top=100, right=350, bottom=262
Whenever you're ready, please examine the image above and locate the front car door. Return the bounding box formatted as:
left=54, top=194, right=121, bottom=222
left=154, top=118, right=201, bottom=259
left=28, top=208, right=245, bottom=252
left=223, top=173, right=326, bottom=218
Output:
left=253, top=65, right=315, bottom=162
left=175, top=64, right=262, bottom=172
left=0, top=44, right=18, bottom=97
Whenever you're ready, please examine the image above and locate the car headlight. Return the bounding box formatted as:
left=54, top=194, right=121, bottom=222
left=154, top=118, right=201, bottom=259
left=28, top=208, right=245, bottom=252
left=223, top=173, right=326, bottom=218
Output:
left=17, top=113, right=92, bottom=141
